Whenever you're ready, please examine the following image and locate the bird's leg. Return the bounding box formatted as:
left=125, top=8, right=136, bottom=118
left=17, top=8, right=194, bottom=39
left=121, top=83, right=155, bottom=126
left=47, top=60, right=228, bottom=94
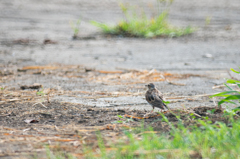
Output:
left=151, top=106, right=155, bottom=113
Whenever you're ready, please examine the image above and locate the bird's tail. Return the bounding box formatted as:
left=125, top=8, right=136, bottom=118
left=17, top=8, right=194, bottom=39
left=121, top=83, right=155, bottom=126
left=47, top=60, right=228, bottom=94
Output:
left=163, top=103, right=169, bottom=109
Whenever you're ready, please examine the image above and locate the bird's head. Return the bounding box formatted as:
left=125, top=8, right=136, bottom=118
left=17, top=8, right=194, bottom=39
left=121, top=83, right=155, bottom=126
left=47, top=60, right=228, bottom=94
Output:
left=146, top=83, right=156, bottom=90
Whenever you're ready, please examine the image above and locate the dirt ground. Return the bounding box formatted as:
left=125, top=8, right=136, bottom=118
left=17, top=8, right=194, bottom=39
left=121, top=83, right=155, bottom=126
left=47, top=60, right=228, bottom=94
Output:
left=0, top=99, right=228, bottom=158
left=0, top=0, right=240, bottom=158
left=0, top=65, right=237, bottom=158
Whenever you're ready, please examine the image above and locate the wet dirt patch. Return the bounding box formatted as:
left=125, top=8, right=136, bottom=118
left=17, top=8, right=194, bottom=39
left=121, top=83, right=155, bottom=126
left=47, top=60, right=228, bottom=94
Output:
left=0, top=102, right=126, bottom=128
left=0, top=100, right=231, bottom=158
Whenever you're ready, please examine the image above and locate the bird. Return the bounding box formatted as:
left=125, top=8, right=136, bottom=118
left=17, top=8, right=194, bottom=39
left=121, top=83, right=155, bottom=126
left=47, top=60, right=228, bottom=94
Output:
left=145, top=83, right=168, bottom=112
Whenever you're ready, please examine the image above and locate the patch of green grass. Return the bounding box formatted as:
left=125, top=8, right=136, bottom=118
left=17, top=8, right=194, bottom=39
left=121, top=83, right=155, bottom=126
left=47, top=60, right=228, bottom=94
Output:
left=70, top=19, right=81, bottom=39
left=84, top=113, right=240, bottom=159
left=210, top=67, right=240, bottom=106
left=37, top=88, right=45, bottom=96
left=91, top=1, right=194, bottom=38
left=45, top=146, right=77, bottom=159
left=44, top=114, right=240, bottom=159
left=112, top=115, right=134, bottom=124
left=205, top=16, right=212, bottom=25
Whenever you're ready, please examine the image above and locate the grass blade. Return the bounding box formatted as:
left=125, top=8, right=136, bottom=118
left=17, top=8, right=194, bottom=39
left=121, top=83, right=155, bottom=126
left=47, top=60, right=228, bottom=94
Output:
left=218, top=95, right=240, bottom=105
left=230, top=68, right=240, bottom=74
left=224, top=83, right=233, bottom=91
left=226, top=79, right=240, bottom=84
left=210, top=91, right=240, bottom=97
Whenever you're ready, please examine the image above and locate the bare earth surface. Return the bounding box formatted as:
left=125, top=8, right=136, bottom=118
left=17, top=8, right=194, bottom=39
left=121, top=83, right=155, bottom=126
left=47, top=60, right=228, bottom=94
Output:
left=0, top=0, right=240, bottom=158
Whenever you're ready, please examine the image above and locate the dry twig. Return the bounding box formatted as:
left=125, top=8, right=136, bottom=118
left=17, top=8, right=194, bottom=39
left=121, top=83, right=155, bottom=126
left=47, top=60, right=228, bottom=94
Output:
left=32, top=102, right=47, bottom=108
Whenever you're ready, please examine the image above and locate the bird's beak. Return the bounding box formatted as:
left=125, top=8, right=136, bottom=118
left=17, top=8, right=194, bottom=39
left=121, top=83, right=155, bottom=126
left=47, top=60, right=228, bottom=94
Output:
left=145, top=85, right=148, bottom=87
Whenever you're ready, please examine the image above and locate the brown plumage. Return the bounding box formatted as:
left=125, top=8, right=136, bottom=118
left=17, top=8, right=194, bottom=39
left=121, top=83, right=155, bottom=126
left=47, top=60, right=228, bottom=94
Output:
left=145, top=83, right=168, bottom=111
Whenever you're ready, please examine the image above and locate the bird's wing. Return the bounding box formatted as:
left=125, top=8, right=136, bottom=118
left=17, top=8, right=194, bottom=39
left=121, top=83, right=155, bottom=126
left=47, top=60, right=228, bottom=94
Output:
left=153, top=90, right=168, bottom=109
left=146, top=90, right=163, bottom=103
left=146, top=89, right=168, bottom=109
left=145, top=90, right=155, bottom=103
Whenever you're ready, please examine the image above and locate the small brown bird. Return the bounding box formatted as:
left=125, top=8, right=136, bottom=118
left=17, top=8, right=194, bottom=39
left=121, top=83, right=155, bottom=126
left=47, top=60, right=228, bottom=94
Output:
left=145, top=83, right=168, bottom=112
